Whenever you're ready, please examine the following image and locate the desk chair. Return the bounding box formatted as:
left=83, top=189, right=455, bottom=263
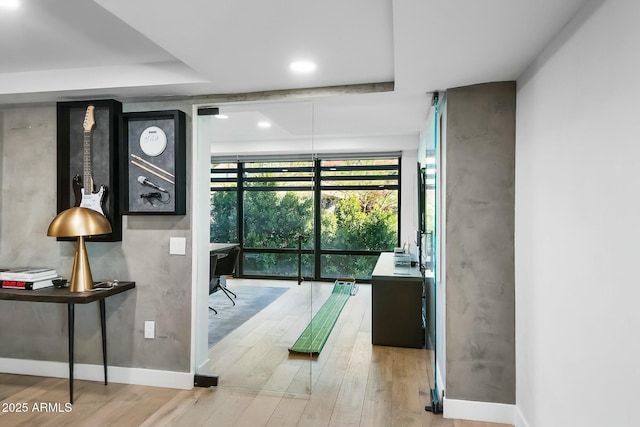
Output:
left=209, top=246, right=240, bottom=312
left=208, top=254, right=219, bottom=313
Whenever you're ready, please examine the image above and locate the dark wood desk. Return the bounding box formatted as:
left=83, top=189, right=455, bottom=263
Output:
left=0, top=282, right=135, bottom=403
left=209, top=243, right=239, bottom=254
left=371, top=253, right=424, bottom=348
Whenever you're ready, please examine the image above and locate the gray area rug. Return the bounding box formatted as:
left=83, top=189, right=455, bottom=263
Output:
left=208, top=285, right=288, bottom=347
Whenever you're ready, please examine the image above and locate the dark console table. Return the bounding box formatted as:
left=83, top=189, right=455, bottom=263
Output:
left=371, top=253, right=425, bottom=348
left=0, top=282, right=135, bottom=403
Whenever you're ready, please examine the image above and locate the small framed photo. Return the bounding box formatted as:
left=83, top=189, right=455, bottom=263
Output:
left=121, top=110, right=186, bottom=215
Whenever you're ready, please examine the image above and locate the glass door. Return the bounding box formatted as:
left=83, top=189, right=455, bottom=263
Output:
left=194, top=101, right=315, bottom=395
left=423, top=92, right=443, bottom=413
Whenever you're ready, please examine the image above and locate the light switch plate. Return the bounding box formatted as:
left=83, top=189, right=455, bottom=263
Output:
left=144, top=321, right=155, bottom=339
left=169, top=237, right=186, bottom=255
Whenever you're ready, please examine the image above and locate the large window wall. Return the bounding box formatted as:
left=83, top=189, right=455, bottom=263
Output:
left=210, top=156, right=400, bottom=281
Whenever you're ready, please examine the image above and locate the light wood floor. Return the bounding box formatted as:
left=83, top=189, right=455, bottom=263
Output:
left=0, top=279, right=512, bottom=427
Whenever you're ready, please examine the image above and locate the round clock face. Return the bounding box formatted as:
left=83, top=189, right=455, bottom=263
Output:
left=139, top=126, right=167, bottom=157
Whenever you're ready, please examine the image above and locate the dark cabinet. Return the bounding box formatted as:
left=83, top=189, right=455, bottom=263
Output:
left=371, top=253, right=425, bottom=348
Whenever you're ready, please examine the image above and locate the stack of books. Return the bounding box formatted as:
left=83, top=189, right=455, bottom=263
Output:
left=0, top=267, right=59, bottom=290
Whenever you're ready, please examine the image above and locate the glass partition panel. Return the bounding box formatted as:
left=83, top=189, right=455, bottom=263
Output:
left=197, top=101, right=314, bottom=395
left=320, top=158, right=398, bottom=252
left=318, top=157, right=399, bottom=280
left=422, top=93, right=443, bottom=414
left=320, top=253, right=379, bottom=281
left=243, top=252, right=314, bottom=278
left=210, top=162, right=238, bottom=243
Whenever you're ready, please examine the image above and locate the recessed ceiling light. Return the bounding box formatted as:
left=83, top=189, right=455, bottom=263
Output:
left=289, top=60, right=316, bottom=73
left=0, top=0, right=20, bottom=9
left=214, top=114, right=228, bottom=119
left=257, top=121, right=271, bottom=128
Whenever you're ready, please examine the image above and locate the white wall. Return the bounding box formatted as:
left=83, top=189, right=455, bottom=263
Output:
left=515, top=1, right=640, bottom=426
left=400, top=148, right=419, bottom=246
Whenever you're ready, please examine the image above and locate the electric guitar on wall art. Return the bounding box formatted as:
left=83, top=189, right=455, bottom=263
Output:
left=72, top=105, right=107, bottom=215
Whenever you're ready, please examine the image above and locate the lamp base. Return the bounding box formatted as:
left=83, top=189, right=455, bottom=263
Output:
left=70, top=236, right=94, bottom=292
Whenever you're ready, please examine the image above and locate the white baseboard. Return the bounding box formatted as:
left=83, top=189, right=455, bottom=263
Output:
left=443, top=397, right=515, bottom=425
left=514, top=406, right=531, bottom=427
left=0, top=358, right=193, bottom=390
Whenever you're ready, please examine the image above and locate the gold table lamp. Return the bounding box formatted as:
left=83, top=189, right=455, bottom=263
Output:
left=47, top=207, right=112, bottom=292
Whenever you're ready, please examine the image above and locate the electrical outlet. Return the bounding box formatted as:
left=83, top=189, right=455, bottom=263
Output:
left=144, top=321, right=155, bottom=339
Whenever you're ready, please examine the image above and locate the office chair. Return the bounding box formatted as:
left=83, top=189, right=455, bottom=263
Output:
left=208, top=254, right=219, bottom=313
left=209, top=246, right=240, bottom=311
left=208, top=280, right=218, bottom=314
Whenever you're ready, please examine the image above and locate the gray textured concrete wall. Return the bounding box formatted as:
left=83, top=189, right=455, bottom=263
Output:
left=0, top=102, right=193, bottom=372
left=445, top=82, right=515, bottom=404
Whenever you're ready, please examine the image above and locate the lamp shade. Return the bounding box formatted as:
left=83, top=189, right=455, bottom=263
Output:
left=47, top=207, right=112, bottom=238
left=47, top=207, right=111, bottom=292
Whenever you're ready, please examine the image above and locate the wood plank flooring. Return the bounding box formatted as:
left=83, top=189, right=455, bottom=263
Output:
left=0, top=279, right=512, bottom=427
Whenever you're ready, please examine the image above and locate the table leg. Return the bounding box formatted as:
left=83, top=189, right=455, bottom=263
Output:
left=67, top=303, right=74, bottom=404
left=99, top=299, right=107, bottom=385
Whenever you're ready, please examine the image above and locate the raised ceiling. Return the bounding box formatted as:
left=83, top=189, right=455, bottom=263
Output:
left=0, top=0, right=587, bottom=138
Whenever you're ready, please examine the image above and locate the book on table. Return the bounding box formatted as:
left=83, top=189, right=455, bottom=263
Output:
left=0, top=278, right=59, bottom=290
left=0, top=267, right=58, bottom=281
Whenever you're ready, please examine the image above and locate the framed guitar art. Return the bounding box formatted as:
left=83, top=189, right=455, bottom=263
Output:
left=56, top=100, right=123, bottom=242
left=120, top=110, right=186, bottom=215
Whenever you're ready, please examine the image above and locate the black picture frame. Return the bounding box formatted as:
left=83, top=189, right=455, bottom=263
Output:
left=56, top=99, right=123, bottom=242
left=121, top=110, right=186, bottom=215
